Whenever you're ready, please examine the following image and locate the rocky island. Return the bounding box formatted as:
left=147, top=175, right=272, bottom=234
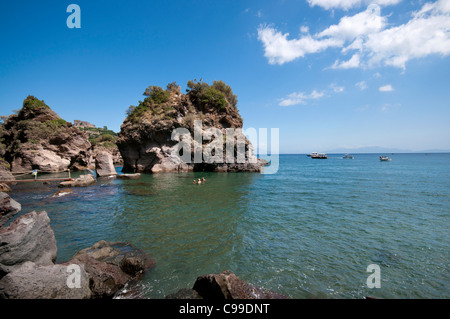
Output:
left=0, top=96, right=92, bottom=173
left=0, top=96, right=123, bottom=178
left=117, top=80, right=265, bottom=173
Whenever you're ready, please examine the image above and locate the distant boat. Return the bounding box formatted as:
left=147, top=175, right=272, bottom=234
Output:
left=307, top=152, right=318, bottom=157
left=379, top=156, right=392, bottom=162
left=311, top=153, right=328, bottom=159
left=342, top=154, right=354, bottom=159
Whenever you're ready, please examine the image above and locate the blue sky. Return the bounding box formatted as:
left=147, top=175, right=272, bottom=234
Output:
left=0, top=0, right=449, bottom=153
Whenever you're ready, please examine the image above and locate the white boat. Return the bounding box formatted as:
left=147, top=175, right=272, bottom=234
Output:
left=379, top=156, right=392, bottom=162
left=311, top=153, right=327, bottom=159
left=307, top=152, right=318, bottom=157
left=342, top=154, right=354, bottom=159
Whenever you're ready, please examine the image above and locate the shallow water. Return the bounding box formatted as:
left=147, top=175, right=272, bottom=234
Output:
left=8, top=153, right=450, bottom=298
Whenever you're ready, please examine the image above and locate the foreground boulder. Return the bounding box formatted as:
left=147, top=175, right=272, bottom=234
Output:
left=0, top=211, right=57, bottom=277
left=59, top=174, right=95, bottom=187
left=0, top=192, right=21, bottom=227
left=0, top=261, right=91, bottom=299
left=166, top=270, right=288, bottom=300
left=117, top=81, right=265, bottom=174
left=95, top=151, right=117, bottom=177
left=68, top=240, right=154, bottom=298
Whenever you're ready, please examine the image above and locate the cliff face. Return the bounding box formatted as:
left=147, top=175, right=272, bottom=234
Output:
left=117, top=81, right=263, bottom=173
left=0, top=96, right=92, bottom=173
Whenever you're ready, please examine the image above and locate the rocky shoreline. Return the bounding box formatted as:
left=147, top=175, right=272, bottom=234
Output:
left=0, top=193, right=154, bottom=299
left=0, top=82, right=281, bottom=299
left=0, top=192, right=287, bottom=299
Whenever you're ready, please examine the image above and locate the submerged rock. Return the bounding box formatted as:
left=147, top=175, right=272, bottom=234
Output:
left=50, top=188, right=73, bottom=198
left=58, top=174, right=95, bottom=187
left=116, top=173, right=141, bottom=180
left=0, top=211, right=57, bottom=277
left=0, top=192, right=21, bottom=227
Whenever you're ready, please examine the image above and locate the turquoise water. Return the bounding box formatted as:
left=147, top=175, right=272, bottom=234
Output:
left=8, top=153, right=450, bottom=298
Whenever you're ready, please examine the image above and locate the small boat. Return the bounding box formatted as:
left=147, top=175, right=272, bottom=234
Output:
left=379, top=156, right=392, bottom=162
left=311, top=153, right=328, bottom=159
left=342, top=154, right=354, bottom=159
left=307, top=152, right=318, bottom=157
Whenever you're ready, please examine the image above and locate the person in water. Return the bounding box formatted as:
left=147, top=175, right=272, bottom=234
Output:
left=197, top=178, right=202, bottom=184
left=202, top=177, right=206, bottom=182
left=193, top=179, right=197, bottom=184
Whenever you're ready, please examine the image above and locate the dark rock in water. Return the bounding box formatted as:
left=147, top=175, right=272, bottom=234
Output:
left=0, top=261, right=91, bottom=299
left=0, top=211, right=57, bottom=277
left=116, top=173, right=141, bottom=180
left=68, top=240, right=154, bottom=298
left=193, top=270, right=287, bottom=300
left=168, top=270, right=288, bottom=300
left=0, top=192, right=21, bottom=227
left=95, top=151, right=117, bottom=177
left=50, top=188, right=73, bottom=198
left=165, top=288, right=202, bottom=299
left=58, top=174, right=96, bottom=187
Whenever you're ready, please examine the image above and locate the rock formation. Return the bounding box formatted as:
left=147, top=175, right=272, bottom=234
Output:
left=0, top=159, right=14, bottom=182
left=0, top=210, right=57, bottom=277
left=0, top=261, right=92, bottom=299
left=0, top=96, right=92, bottom=173
left=66, top=240, right=154, bottom=298
left=117, top=80, right=265, bottom=173
left=0, top=201, right=153, bottom=299
left=166, top=270, right=288, bottom=299
left=95, top=151, right=117, bottom=177
left=0, top=192, right=21, bottom=227
left=58, top=174, right=96, bottom=188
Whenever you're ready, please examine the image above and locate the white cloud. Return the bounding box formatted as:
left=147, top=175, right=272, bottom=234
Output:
left=300, top=25, right=310, bottom=33
left=331, top=83, right=345, bottom=92
left=331, top=53, right=361, bottom=68
left=279, top=90, right=325, bottom=106
left=356, top=80, right=368, bottom=90
left=257, top=26, right=341, bottom=65
left=318, top=4, right=386, bottom=41
left=308, top=0, right=362, bottom=10
left=379, top=84, right=394, bottom=91
left=308, top=0, right=402, bottom=10
left=258, top=1, right=450, bottom=69
left=364, top=2, right=450, bottom=69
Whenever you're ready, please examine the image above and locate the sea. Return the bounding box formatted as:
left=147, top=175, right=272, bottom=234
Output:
left=7, top=153, right=450, bottom=299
